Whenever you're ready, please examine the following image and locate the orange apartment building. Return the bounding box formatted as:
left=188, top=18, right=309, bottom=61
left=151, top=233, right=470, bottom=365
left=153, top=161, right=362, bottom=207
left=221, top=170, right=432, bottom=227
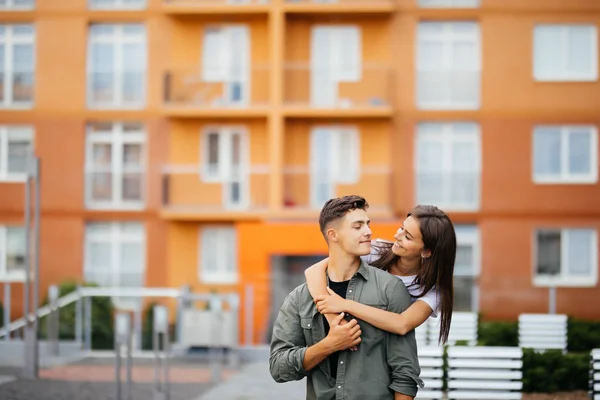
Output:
left=0, top=0, right=599, bottom=345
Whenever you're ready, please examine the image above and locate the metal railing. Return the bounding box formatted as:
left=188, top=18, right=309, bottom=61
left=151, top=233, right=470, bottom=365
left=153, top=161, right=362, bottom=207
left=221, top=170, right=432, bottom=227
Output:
left=284, top=63, right=393, bottom=108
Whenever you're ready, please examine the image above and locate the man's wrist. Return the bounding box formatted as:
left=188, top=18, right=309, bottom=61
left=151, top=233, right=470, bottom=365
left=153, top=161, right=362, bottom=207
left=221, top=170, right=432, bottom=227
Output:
left=319, top=336, right=336, bottom=355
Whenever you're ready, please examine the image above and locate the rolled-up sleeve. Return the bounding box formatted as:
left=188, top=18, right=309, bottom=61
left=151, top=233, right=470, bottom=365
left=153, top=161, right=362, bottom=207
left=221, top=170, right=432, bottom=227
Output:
left=385, top=280, right=424, bottom=397
left=269, top=290, right=309, bottom=383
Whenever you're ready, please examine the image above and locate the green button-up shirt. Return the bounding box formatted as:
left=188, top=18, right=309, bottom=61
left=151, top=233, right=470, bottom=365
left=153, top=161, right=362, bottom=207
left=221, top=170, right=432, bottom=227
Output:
left=269, top=260, right=423, bottom=400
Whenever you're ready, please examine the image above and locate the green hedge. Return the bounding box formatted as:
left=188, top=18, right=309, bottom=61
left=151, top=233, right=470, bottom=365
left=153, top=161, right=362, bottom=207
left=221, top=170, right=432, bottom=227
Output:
left=38, top=280, right=115, bottom=350
left=522, top=349, right=589, bottom=392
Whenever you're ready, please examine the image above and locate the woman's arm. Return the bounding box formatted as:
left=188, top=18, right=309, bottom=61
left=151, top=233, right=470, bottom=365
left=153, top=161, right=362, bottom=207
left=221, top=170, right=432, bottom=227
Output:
left=316, top=287, right=433, bottom=335
left=304, top=258, right=330, bottom=301
left=346, top=298, right=433, bottom=335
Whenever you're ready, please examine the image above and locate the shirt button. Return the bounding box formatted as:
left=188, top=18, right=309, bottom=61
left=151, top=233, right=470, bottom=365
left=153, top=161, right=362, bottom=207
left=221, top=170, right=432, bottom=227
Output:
left=307, top=324, right=310, bottom=327
left=340, top=361, right=343, bottom=364
left=348, top=290, right=353, bottom=293
left=338, top=386, right=342, bottom=389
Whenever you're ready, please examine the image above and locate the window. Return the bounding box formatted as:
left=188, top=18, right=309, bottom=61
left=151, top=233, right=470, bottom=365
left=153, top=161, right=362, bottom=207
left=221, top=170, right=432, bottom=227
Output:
left=87, top=24, right=146, bottom=109
left=199, top=226, right=237, bottom=284
left=0, top=125, right=34, bottom=182
left=416, top=22, right=480, bottom=109
left=415, top=122, right=481, bottom=210
left=310, top=25, right=361, bottom=107
left=310, top=126, right=360, bottom=208
left=89, top=0, right=145, bottom=10
left=533, top=125, right=597, bottom=184
left=534, top=25, right=598, bottom=82
left=202, top=25, right=249, bottom=106
left=418, top=0, right=479, bottom=7
left=202, top=126, right=249, bottom=208
left=84, top=222, right=145, bottom=310
left=454, top=225, right=479, bottom=312
left=0, top=24, right=35, bottom=107
left=85, top=122, right=145, bottom=209
left=0, top=226, right=26, bottom=282
left=534, top=228, right=598, bottom=287
left=0, top=0, right=34, bottom=10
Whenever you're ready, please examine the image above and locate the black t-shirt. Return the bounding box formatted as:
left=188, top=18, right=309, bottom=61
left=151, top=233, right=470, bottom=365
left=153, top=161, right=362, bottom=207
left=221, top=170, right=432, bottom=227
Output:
left=323, top=279, right=350, bottom=378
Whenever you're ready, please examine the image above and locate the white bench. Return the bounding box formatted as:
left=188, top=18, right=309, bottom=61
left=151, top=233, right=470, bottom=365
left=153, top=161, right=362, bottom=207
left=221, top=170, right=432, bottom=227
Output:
left=518, top=313, right=567, bottom=351
left=591, top=349, right=600, bottom=400
left=428, top=312, right=478, bottom=346
left=447, top=346, right=523, bottom=400
left=416, top=346, right=444, bottom=400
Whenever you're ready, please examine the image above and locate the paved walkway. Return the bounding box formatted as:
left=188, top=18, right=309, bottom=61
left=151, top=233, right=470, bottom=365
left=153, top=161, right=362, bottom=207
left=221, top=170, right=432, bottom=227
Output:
left=195, top=362, right=305, bottom=400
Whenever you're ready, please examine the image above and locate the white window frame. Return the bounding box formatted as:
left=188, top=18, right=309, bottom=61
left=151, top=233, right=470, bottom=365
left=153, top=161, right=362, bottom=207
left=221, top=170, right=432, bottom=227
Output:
left=85, top=122, right=146, bottom=210
left=416, top=22, right=481, bottom=110
left=532, top=125, right=598, bottom=184
left=454, top=225, right=480, bottom=312
left=0, top=24, right=35, bottom=108
left=201, top=25, right=250, bottom=106
left=201, top=126, right=249, bottom=209
left=199, top=226, right=238, bottom=284
left=415, top=122, right=481, bottom=211
left=88, top=0, right=146, bottom=10
left=418, top=0, right=479, bottom=7
left=533, top=24, right=598, bottom=82
left=84, top=222, right=146, bottom=310
left=0, top=0, right=35, bottom=10
left=87, top=24, right=147, bottom=109
left=309, top=125, right=360, bottom=208
left=0, top=225, right=26, bottom=282
left=533, top=228, right=598, bottom=287
left=0, top=125, right=34, bottom=182
left=310, top=25, right=362, bottom=107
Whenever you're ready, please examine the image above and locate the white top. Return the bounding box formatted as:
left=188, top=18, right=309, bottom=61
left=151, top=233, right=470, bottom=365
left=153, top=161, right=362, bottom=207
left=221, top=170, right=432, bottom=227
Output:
left=361, top=242, right=439, bottom=318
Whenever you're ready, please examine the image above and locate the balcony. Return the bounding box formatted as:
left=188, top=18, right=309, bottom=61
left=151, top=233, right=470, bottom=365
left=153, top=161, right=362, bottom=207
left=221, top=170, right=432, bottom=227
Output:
left=283, top=63, right=393, bottom=117
left=0, top=72, right=34, bottom=109
left=160, top=164, right=270, bottom=220
left=416, top=69, right=481, bottom=111
left=162, top=0, right=271, bottom=14
left=281, top=165, right=393, bottom=219
left=415, top=171, right=480, bottom=211
left=163, top=67, right=269, bottom=117
left=284, top=0, right=394, bottom=14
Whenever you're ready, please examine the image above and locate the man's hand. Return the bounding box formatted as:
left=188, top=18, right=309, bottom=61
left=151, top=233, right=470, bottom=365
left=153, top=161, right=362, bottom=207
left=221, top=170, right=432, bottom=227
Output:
left=323, top=312, right=361, bottom=352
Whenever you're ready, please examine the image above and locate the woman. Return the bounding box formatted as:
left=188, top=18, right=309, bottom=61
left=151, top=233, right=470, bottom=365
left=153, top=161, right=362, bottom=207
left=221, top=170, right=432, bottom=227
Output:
left=305, top=204, right=457, bottom=344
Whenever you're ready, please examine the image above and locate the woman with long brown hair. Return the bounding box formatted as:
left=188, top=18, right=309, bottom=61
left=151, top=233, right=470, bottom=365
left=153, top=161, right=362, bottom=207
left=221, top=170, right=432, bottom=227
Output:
left=305, top=204, right=457, bottom=345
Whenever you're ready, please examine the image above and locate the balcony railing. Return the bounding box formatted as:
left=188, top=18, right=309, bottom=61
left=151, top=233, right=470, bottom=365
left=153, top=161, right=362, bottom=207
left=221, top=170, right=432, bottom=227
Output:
left=161, top=164, right=270, bottom=213
left=0, top=72, right=34, bottom=107
left=163, top=67, right=269, bottom=109
left=416, top=69, right=481, bottom=110
left=284, top=63, right=393, bottom=109
left=415, top=171, right=480, bottom=210
left=164, top=0, right=269, bottom=5
left=283, top=165, right=392, bottom=211
left=286, top=0, right=391, bottom=4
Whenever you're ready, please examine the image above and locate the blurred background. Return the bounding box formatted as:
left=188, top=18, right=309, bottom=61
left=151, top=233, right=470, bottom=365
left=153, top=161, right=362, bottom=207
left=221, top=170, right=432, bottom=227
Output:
left=0, top=0, right=599, bottom=398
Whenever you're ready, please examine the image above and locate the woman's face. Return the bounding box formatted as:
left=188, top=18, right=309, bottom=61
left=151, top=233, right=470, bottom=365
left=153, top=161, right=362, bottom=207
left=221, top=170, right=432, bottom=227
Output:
left=392, top=216, right=425, bottom=258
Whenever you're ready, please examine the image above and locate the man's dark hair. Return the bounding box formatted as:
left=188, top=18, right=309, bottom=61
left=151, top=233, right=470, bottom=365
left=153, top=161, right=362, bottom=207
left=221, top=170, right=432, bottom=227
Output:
left=318, top=195, right=369, bottom=240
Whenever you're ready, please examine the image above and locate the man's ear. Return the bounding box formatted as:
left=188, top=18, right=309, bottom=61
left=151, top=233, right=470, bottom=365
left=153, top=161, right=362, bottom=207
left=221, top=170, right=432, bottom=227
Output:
left=421, top=249, right=432, bottom=259
left=326, top=227, right=338, bottom=242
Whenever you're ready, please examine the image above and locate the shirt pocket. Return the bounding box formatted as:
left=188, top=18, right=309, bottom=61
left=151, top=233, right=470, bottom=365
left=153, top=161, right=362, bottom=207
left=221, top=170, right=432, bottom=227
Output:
left=300, top=317, right=315, bottom=346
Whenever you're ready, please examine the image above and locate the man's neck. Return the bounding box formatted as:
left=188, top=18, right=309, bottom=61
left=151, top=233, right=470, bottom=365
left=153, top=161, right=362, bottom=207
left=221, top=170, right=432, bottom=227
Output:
left=327, top=249, right=361, bottom=282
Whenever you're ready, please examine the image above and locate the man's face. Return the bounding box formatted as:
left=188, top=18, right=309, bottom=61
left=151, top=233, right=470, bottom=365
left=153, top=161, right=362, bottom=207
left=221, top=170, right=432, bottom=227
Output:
left=333, top=208, right=372, bottom=256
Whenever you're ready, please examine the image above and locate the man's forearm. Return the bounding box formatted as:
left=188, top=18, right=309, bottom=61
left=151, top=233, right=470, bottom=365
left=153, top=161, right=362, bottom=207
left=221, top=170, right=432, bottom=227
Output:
left=395, top=392, right=413, bottom=400
left=302, top=338, right=334, bottom=371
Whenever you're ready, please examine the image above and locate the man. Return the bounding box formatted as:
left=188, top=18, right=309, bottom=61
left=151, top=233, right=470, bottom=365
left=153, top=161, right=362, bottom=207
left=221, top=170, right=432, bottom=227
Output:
left=269, top=195, right=422, bottom=400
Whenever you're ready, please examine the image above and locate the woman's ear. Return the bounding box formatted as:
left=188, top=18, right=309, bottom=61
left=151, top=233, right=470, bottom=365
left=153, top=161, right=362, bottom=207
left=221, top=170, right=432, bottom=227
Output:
left=421, top=249, right=432, bottom=259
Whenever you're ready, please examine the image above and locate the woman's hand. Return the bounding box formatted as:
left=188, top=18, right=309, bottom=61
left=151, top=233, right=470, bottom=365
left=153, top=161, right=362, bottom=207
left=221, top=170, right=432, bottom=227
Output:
left=315, top=287, right=349, bottom=315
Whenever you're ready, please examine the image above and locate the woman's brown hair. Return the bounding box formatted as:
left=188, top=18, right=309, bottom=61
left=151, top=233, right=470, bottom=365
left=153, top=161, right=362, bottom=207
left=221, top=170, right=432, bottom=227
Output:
left=370, top=205, right=456, bottom=344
